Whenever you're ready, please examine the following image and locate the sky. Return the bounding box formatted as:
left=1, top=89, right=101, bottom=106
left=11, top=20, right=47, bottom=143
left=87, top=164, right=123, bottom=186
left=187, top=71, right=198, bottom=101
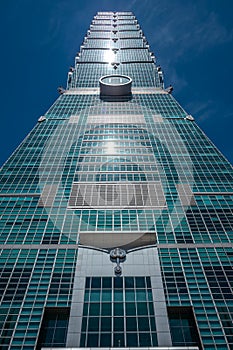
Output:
left=0, top=0, right=232, bottom=166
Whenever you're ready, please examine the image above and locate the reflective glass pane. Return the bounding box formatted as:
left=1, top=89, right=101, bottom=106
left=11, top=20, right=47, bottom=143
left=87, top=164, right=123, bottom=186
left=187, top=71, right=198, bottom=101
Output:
left=127, top=332, right=138, bottom=346
left=101, top=303, right=111, bottom=316
left=101, top=317, right=111, bottom=331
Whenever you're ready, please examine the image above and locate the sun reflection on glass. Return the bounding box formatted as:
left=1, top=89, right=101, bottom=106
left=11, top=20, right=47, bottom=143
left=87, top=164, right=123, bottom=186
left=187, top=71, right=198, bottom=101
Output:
left=105, top=141, right=116, bottom=154
left=104, top=50, right=115, bottom=64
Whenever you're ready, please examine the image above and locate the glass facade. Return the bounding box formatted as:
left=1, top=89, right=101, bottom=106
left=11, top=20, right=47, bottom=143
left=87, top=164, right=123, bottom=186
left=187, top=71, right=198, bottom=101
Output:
left=80, top=277, right=157, bottom=348
left=0, top=10, right=232, bottom=350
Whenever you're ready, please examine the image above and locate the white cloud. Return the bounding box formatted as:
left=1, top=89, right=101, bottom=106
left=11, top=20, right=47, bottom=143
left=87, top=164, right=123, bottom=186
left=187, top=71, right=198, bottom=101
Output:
left=185, top=100, right=215, bottom=122
left=139, top=1, right=233, bottom=59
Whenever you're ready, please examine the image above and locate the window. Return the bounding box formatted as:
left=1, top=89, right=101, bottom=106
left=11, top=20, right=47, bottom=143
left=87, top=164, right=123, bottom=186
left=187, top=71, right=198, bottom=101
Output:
left=36, top=308, right=70, bottom=349
left=80, top=276, right=158, bottom=347
left=168, top=306, right=202, bottom=348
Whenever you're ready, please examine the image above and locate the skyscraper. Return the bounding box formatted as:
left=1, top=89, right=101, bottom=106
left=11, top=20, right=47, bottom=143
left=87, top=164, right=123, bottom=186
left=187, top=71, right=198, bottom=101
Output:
left=0, top=10, right=233, bottom=350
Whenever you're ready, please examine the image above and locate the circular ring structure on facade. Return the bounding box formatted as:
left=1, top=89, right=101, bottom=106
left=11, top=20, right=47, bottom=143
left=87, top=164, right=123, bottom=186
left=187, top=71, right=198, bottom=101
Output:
left=99, top=74, right=132, bottom=96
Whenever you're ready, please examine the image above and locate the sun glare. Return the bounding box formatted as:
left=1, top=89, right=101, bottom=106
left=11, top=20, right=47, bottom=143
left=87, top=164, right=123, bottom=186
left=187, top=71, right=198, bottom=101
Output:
left=104, top=49, right=115, bottom=64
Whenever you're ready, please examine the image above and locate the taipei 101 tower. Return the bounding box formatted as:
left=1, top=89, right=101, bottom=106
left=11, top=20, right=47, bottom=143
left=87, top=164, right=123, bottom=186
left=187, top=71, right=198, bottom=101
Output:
left=0, top=11, right=233, bottom=350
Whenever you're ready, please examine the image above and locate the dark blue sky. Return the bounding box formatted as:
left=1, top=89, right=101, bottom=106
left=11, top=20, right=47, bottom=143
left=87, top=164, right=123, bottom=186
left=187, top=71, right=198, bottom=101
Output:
left=0, top=0, right=232, bottom=166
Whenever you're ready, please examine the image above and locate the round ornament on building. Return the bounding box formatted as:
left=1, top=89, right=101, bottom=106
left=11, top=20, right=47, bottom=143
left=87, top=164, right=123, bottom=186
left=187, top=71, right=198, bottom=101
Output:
left=99, top=74, right=132, bottom=96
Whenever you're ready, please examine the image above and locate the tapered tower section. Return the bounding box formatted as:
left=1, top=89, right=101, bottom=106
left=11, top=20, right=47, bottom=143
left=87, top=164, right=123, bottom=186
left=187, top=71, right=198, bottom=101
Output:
left=0, top=11, right=233, bottom=350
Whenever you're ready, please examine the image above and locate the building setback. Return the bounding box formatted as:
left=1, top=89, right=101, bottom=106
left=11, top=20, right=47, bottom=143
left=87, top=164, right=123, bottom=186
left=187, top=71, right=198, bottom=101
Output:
left=0, top=10, right=233, bottom=350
